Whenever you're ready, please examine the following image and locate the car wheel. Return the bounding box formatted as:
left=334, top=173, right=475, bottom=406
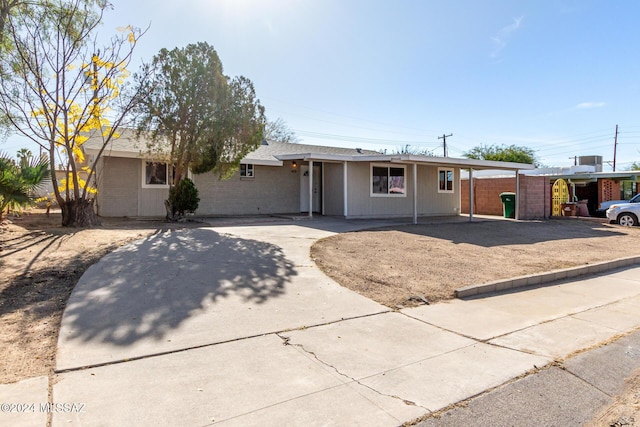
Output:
left=618, top=213, right=638, bottom=227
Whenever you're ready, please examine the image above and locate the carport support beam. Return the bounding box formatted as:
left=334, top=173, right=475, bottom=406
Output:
left=413, top=163, right=418, bottom=224
left=308, top=160, right=313, bottom=217
left=515, top=170, right=520, bottom=220
left=469, top=168, right=474, bottom=222
left=343, top=161, right=348, bottom=218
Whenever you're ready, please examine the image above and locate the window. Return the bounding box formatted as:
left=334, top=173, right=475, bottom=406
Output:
left=240, top=163, right=254, bottom=178
left=143, top=161, right=169, bottom=188
left=438, top=168, right=454, bottom=193
left=371, top=164, right=406, bottom=196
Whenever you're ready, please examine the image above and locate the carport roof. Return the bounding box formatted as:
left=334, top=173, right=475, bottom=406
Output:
left=275, top=152, right=536, bottom=171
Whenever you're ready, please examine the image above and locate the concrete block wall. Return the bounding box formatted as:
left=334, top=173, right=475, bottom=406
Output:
left=518, top=175, right=550, bottom=219
left=193, top=162, right=300, bottom=215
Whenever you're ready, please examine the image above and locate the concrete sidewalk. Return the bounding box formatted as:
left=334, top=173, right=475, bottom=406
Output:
left=2, top=217, right=639, bottom=426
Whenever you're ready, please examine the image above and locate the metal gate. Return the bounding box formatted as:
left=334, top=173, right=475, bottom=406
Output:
left=552, top=179, right=569, bottom=216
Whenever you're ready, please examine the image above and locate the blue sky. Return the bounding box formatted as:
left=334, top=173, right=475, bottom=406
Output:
left=4, top=0, right=640, bottom=169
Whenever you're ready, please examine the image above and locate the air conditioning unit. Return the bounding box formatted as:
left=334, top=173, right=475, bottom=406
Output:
left=578, top=155, right=603, bottom=172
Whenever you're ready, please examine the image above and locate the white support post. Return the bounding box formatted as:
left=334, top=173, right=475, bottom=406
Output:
left=321, top=162, right=325, bottom=216
left=413, top=163, right=418, bottom=224
left=343, top=161, right=348, bottom=218
left=308, top=160, right=314, bottom=218
left=515, top=170, right=520, bottom=220
left=469, top=168, right=474, bottom=222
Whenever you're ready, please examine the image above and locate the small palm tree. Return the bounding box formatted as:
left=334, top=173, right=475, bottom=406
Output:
left=0, top=151, right=50, bottom=220
left=16, top=148, right=33, bottom=169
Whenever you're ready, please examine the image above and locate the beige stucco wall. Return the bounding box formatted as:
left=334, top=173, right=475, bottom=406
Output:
left=416, top=166, right=460, bottom=216
left=95, top=157, right=170, bottom=217
left=192, top=161, right=300, bottom=216
left=94, top=157, right=462, bottom=219
left=344, top=163, right=460, bottom=218
left=346, top=163, right=414, bottom=217
left=95, top=157, right=140, bottom=217
left=323, top=162, right=345, bottom=216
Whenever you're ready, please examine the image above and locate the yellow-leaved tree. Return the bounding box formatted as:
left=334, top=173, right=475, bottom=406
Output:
left=0, top=0, right=147, bottom=226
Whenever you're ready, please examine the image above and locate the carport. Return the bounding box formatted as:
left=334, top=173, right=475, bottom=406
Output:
left=276, top=152, right=535, bottom=223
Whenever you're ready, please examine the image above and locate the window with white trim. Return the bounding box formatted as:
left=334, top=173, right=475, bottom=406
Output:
left=240, top=163, right=254, bottom=178
left=371, top=164, right=406, bottom=196
left=143, top=161, right=170, bottom=188
left=438, top=168, right=454, bottom=193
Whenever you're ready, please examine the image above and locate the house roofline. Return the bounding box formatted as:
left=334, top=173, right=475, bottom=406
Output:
left=84, top=147, right=144, bottom=159
left=242, top=159, right=283, bottom=166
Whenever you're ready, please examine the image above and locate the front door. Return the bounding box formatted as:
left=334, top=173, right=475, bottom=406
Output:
left=300, top=164, right=322, bottom=213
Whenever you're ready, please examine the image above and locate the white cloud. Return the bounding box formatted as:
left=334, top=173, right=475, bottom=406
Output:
left=490, top=16, right=524, bottom=58
left=576, top=102, right=606, bottom=109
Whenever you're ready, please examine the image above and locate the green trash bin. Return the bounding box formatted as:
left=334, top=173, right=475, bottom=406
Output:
left=499, top=192, right=516, bottom=218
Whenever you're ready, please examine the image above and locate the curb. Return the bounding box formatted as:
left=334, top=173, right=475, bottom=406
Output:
left=455, top=255, right=640, bottom=299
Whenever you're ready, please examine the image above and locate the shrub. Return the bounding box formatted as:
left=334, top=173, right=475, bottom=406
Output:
left=168, top=178, right=199, bottom=218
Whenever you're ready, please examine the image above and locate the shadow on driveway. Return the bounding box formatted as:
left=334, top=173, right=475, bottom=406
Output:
left=61, top=228, right=296, bottom=346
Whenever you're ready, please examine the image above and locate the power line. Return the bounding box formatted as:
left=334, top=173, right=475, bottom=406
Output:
left=292, top=129, right=439, bottom=146
left=263, top=96, right=444, bottom=136
left=534, top=135, right=613, bottom=155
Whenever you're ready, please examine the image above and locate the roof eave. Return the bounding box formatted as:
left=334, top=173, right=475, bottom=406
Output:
left=392, top=155, right=536, bottom=170
left=276, top=153, right=535, bottom=170
left=84, top=147, right=146, bottom=159
left=241, top=158, right=284, bottom=166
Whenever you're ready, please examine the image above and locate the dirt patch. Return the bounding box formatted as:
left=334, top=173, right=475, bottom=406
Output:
left=0, top=210, right=193, bottom=384
left=312, top=219, right=640, bottom=307
left=587, top=367, right=640, bottom=427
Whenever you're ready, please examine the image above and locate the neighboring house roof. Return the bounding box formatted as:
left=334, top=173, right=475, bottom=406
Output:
left=83, top=129, right=535, bottom=171
left=462, top=167, right=639, bottom=182
left=549, top=171, right=639, bottom=182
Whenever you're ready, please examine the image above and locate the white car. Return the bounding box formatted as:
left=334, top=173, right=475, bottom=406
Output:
left=597, top=193, right=640, bottom=216
left=607, top=202, right=640, bottom=227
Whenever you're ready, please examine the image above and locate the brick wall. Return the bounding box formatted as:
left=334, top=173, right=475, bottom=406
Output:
left=461, top=175, right=549, bottom=219
left=598, top=179, right=621, bottom=203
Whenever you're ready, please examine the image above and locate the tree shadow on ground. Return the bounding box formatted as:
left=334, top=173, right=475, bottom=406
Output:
left=377, top=219, right=631, bottom=248
left=60, top=228, right=295, bottom=346
left=0, top=230, right=123, bottom=319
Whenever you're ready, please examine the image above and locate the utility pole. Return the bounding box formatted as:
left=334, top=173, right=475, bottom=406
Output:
left=613, top=124, right=618, bottom=172
left=438, top=133, right=452, bottom=157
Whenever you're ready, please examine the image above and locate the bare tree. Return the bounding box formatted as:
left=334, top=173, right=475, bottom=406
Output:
left=265, top=117, right=298, bottom=144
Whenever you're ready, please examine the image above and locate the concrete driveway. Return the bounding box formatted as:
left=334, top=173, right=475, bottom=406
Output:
left=18, top=217, right=640, bottom=426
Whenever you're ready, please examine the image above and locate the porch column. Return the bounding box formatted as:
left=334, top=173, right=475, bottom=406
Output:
left=321, top=162, right=326, bottom=216
left=308, top=160, right=313, bottom=217
left=413, top=163, right=418, bottom=224
left=343, top=161, right=348, bottom=218
left=515, top=170, right=520, bottom=220
left=469, top=168, right=474, bottom=222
